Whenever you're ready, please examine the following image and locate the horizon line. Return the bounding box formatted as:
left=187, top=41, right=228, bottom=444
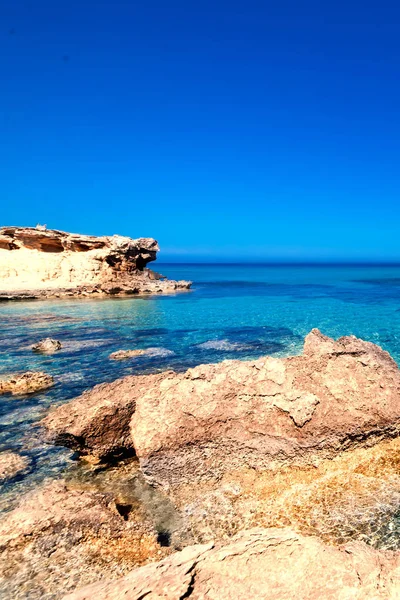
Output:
left=156, top=260, right=400, bottom=267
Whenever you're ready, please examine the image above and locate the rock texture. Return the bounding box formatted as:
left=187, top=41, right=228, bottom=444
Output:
left=64, top=527, right=400, bottom=600
left=131, top=329, right=400, bottom=485
left=0, top=372, right=54, bottom=396
left=0, top=480, right=166, bottom=599
left=41, top=329, right=400, bottom=486
left=41, top=373, right=172, bottom=459
left=0, top=226, right=191, bottom=300
left=0, top=451, right=30, bottom=483
left=32, top=338, right=62, bottom=353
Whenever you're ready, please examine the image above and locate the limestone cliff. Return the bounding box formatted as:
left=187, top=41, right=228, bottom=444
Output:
left=0, top=226, right=191, bottom=300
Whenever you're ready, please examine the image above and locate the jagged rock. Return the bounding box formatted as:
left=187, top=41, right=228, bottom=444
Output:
left=41, top=372, right=172, bottom=459
left=63, top=527, right=400, bottom=600
left=109, top=350, right=146, bottom=361
left=32, top=338, right=62, bottom=354
left=0, top=480, right=166, bottom=600
left=0, top=371, right=54, bottom=396
left=0, top=451, right=30, bottom=483
left=0, top=226, right=191, bottom=300
left=129, top=329, right=400, bottom=486
left=41, top=330, right=400, bottom=487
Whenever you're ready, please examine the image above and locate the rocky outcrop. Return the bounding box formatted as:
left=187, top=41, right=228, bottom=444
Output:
left=0, top=226, right=191, bottom=300
left=41, top=373, right=172, bottom=459
left=41, top=330, right=400, bottom=485
left=64, top=527, right=400, bottom=600
left=0, top=371, right=54, bottom=396
left=0, top=451, right=30, bottom=483
left=131, top=329, right=400, bottom=485
left=0, top=480, right=166, bottom=599
left=32, top=338, right=62, bottom=353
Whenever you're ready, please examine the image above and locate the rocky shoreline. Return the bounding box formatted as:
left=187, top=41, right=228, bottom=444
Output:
left=3, top=330, right=400, bottom=598
left=0, top=227, right=191, bottom=300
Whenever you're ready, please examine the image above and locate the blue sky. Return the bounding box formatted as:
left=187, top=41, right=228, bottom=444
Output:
left=1, top=1, right=400, bottom=261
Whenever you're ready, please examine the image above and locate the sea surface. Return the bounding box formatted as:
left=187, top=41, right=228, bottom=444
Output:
left=1, top=263, right=400, bottom=514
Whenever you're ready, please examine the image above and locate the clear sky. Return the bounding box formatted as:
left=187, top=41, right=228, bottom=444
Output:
left=1, top=1, right=400, bottom=261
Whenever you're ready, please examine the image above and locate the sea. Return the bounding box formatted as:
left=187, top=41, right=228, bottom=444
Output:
left=1, top=262, right=400, bottom=514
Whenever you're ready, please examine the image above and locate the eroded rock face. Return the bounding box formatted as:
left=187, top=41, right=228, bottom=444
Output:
left=0, top=372, right=54, bottom=396
left=63, top=527, right=400, bottom=600
left=0, top=480, right=165, bottom=599
left=129, top=329, right=400, bottom=486
left=32, top=338, right=62, bottom=354
left=0, top=227, right=191, bottom=299
left=41, top=373, right=173, bottom=459
left=0, top=452, right=30, bottom=483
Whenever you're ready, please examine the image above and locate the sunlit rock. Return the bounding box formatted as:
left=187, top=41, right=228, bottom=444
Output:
left=0, top=226, right=191, bottom=300
left=0, top=371, right=54, bottom=396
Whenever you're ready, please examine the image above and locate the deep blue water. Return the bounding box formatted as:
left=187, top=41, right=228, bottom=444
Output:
left=1, top=263, right=400, bottom=511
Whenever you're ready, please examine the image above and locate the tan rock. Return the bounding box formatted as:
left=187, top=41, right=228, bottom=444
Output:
left=32, top=338, right=62, bottom=353
left=63, top=527, right=400, bottom=600
left=0, top=226, right=191, bottom=300
left=41, top=372, right=173, bottom=459
left=0, top=371, right=54, bottom=396
left=41, top=329, right=400, bottom=488
left=0, top=451, right=30, bottom=483
left=109, top=350, right=146, bottom=360
left=130, top=328, right=400, bottom=485
left=0, top=480, right=165, bottom=599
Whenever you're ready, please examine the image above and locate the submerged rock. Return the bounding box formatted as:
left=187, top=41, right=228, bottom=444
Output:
left=0, top=480, right=166, bottom=599
left=109, top=349, right=146, bottom=360
left=64, top=527, right=400, bottom=600
left=32, top=338, right=62, bottom=354
left=0, top=226, right=191, bottom=300
left=41, top=372, right=172, bottom=459
left=0, top=371, right=54, bottom=396
left=0, top=451, right=29, bottom=483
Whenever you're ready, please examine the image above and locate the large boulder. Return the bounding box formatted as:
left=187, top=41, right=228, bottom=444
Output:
left=41, top=372, right=172, bottom=459
left=63, top=527, right=400, bottom=600
left=41, top=329, right=400, bottom=485
left=130, top=329, right=400, bottom=485
left=0, top=480, right=165, bottom=599
left=0, top=226, right=191, bottom=300
left=0, top=371, right=54, bottom=396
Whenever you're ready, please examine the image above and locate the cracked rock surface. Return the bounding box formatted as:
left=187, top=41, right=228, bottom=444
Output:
left=42, top=329, right=400, bottom=486
left=64, top=527, right=400, bottom=600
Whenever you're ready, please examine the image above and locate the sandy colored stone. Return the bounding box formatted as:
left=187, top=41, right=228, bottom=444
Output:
left=63, top=527, right=400, bottom=600
left=128, top=329, right=400, bottom=486
left=0, top=226, right=191, bottom=299
left=0, top=451, right=30, bottom=483
left=0, top=371, right=54, bottom=396
left=32, top=338, right=62, bottom=353
left=41, top=329, right=400, bottom=484
left=41, top=372, right=173, bottom=459
left=109, top=350, right=146, bottom=360
left=0, top=480, right=166, bottom=599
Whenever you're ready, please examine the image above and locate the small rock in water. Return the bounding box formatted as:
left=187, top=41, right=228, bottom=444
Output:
left=32, top=338, right=62, bottom=354
left=109, top=349, right=146, bottom=360
left=0, top=451, right=30, bottom=483
left=0, top=371, right=54, bottom=396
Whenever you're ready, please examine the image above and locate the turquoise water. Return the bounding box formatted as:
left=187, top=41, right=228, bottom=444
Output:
left=1, top=263, right=400, bottom=511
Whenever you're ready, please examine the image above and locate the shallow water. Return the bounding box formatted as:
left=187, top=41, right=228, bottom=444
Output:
left=1, top=263, right=400, bottom=521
